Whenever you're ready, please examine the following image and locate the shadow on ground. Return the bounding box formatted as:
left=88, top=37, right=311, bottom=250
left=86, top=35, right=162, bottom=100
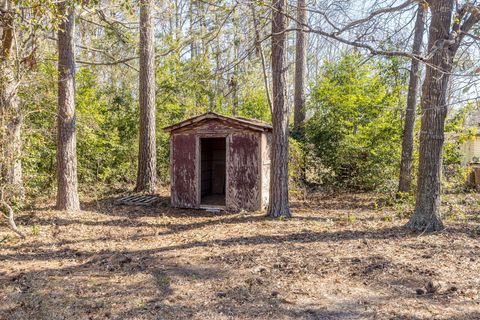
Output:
left=1, top=192, right=480, bottom=319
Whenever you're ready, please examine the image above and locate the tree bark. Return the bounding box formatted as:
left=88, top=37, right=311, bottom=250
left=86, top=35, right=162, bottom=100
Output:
left=56, top=3, right=80, bottom=211
left=0, top=2, right=23, bottom=196
left=189, top=0, right=197, bottom=57
left=268, top=0, right=291, bottom=218
left=398, top=4, right=425, bottom=194
left=135, top=0, right=157, bottom=193
left=231, top=8, right=240, bottom=116
left=0, top=60, right=22, bottom=192
left=250, top=3, right=273, bottom=113
left=407, top=0, right=455, bottom=232
left=293, top=0, right=307, bottom=134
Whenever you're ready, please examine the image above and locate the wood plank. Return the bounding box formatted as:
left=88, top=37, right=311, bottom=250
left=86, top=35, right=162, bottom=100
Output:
left=115, top=195, right=161, bottom=206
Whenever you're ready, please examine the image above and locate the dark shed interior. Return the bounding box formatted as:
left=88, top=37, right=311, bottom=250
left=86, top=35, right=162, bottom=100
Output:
left=200, top=138, right=226, bottom=205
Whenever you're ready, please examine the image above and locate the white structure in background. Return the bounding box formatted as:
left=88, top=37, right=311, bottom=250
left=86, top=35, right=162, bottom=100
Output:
left=461, top=108, right=480, bottom=166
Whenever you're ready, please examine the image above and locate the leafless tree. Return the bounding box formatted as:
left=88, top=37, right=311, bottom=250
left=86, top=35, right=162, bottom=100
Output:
left=398, top=3, right=426, bottom=194
left=293, top=0, right=307, bottom=134
left=250, top=2, right=273, bottom=112
left=407, top=0, right=480, bottom=231
left=277, top=0, right=480, bottom=231
left=0, top=0, right=22, bottom=196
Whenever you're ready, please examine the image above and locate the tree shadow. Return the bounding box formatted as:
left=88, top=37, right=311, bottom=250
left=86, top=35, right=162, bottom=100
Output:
left=1, top=252, right=225, bottom=320
left=290, top=193, right=379, bottom=211
left=7, top=212, right=273, bottom=253
left=0, top=226, right=414, bottom=263
left=2, top=219, right=479, bottom=319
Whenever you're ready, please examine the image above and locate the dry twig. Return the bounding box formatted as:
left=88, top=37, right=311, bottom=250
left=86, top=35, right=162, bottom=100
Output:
left=0, top=189, right=25, bottom=238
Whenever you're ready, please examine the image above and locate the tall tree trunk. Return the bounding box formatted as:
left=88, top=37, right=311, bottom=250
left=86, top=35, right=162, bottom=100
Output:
left=0, top=62, right=22, bottom=193
left=56, top=3, right=80, bottom=211
left=407, top=0, right=454, bottom=232
left=0, top=75, right=22, bottom=188
left=189, top=0, right=197, bottom=57
left=398, top=4, right=425, bottom=194
left=135, top=0, right=157, bottom=193
left=268, top=0, right=291, bottom=218
left=231, top=8, right=240, bottom=116
left=230, top=74, right=238, bottom=116
left=250, top=3, right=272, bottom=113
left=293, top=0, right=307, bottom=135
left=0, top=1, right=23, bottom=196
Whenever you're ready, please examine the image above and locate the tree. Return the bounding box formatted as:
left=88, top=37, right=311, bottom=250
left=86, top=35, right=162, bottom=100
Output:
left=230, top=8, right=240, bottom=116
left=136, top=0, right=157, bottom=193
left=283, top=0, right=480, bottom=230
left=0, top=0, right=22, bottom=196
left=56, top=2, right=80, bottom=211
left=268, top=0, right=291, bottom=218
left=250, top=2, right=273, bottom=112
left=398, top=4, right=425, bottom=194
left=293, top=0, right=307, bottom=134
left=407, top=0, right=480, bottom=231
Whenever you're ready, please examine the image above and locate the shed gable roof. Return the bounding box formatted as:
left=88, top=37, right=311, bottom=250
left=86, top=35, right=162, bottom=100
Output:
left=163, top=112, right=272, bottom=133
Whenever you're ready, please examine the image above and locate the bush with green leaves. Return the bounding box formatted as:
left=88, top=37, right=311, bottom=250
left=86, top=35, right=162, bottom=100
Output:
left=21, top=51, right=272, bottom=197
left=21, top=63, right=139, bottom=195
left=305, top=53, right=405, bottom=191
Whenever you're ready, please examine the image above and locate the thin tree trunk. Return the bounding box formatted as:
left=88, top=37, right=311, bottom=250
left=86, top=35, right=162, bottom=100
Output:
left=0, top=1, right=23, bottom=196
left=268, top=0, right=291, bottom=218
left=407, top=0, right=454, bottom=232
left=398, top=4, right=425, bottom=194
left=293, top=0, right=307, bottom=134
left=0, top=62, right=22, bottom=190
left=135, top=0, right=157, bottom=193
left=231, top=74, right=238, bottom=116
left=56, top=3, right=80, bottom=211
left=250, top=3, right=273, bottom=113
left=231, top=8, right=239, bottom=116
left=189, top=0, right=197, bottom=58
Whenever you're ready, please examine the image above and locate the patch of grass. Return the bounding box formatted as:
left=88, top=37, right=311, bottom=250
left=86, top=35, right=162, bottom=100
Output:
left=383, top=214, right=394, bottom=222
left=444, top=205, right=467, bottom=222
left=31, top=224, right=41, bottom=236
left=346, top=213, right=357, bottom=224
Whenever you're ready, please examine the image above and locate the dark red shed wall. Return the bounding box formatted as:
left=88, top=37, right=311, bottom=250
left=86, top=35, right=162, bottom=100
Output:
left=171, top=134, right=198, bottom=208
left=227, top=133, right=260, bottom=211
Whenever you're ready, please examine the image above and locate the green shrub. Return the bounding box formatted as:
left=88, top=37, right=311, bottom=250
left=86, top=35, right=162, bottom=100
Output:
left=305, top=53, right=405, bottom=191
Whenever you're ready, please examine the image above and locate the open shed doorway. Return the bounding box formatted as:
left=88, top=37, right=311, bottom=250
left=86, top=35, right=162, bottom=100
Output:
left=200, top=137, right=226, bottom=207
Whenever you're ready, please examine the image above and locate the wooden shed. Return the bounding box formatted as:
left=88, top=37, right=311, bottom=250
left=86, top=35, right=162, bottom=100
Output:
left=163, top=112, right=272, bottom=211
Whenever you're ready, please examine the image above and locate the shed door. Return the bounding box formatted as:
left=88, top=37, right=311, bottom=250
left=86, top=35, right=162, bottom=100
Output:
left=171, top=134, right=198, bottom=208
left=227, top=133, right=260, bottom=211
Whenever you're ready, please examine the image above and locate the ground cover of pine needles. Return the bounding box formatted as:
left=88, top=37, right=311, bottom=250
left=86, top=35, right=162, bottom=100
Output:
left=1, top=191, right=479, bottom=319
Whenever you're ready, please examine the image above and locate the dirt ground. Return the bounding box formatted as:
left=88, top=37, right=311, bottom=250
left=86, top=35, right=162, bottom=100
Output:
left=1, top=191, right=480, bottom=320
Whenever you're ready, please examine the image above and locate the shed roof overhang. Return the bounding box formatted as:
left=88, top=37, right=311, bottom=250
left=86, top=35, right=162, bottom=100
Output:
left=163, top=112, right=272, bottom=133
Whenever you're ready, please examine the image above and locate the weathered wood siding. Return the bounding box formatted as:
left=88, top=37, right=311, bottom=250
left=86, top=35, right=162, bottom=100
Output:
left=227, top=133, right=260, bottom=211
left=174, top=119, right=251, bottom=135
left=171, top=133, right=198, bottom=208
left=261, top=132, right=271, bottom=208
left=167, top=115, right=271, bottom=211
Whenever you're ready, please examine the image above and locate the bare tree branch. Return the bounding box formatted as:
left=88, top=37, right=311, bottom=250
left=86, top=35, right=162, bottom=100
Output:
left=0, top=200, right=25, bottom=238
left=334, top=0, right=417, bottom=36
